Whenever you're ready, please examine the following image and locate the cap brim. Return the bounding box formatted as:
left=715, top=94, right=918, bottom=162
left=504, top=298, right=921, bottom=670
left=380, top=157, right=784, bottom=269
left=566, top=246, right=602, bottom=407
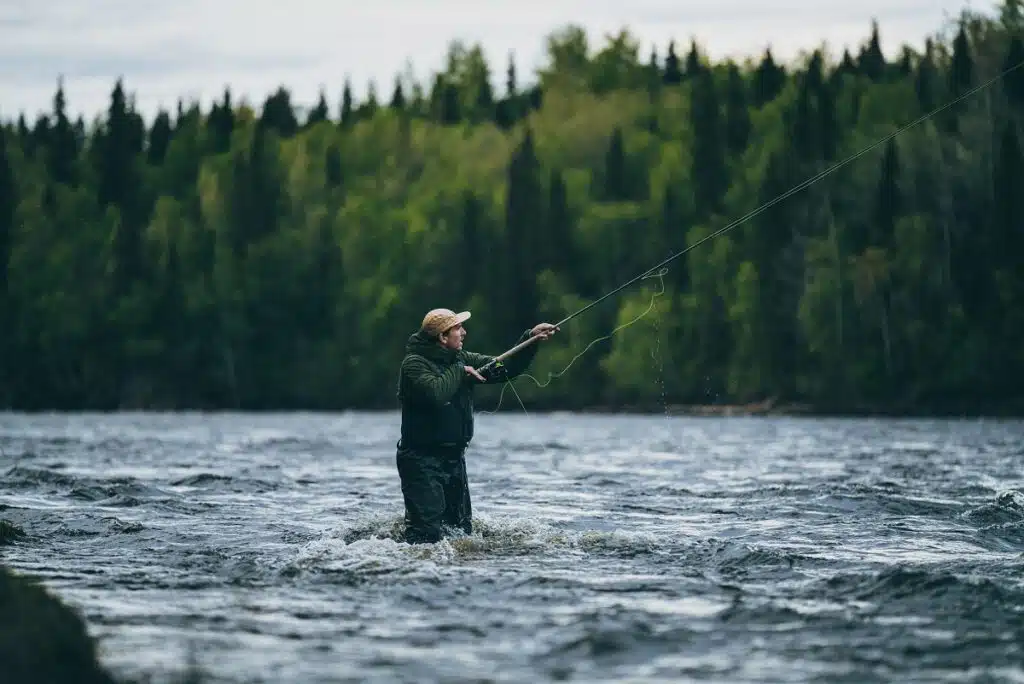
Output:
left=455, top=311, right=471, bottom=325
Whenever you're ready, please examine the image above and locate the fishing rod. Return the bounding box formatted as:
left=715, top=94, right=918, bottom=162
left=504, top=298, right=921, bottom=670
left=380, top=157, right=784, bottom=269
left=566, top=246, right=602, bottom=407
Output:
left=479, top=55, right=1024, bottom=374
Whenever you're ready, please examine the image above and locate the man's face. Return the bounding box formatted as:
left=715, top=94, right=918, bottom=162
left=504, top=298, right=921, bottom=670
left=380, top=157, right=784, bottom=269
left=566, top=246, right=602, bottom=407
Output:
left=439, top=323, right=466, bottom=351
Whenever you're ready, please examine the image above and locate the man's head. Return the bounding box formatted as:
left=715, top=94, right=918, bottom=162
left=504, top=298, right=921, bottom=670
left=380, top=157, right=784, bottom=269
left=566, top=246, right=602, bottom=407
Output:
left=420, top=308, right=471, bottom=351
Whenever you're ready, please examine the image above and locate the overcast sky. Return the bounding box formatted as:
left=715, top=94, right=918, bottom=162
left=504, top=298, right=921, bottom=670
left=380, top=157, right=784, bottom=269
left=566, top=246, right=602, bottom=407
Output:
left=0, top=0, right=982, bottom=122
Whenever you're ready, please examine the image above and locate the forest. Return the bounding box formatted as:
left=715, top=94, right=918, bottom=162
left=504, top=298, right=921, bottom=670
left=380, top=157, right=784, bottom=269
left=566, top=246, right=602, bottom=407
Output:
left=0, top=2, right=1022, bottom=414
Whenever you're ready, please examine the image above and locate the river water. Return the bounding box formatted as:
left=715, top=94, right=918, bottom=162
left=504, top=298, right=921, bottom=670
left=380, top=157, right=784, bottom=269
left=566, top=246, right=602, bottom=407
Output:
left=1, top=412, right=1023, bottom=683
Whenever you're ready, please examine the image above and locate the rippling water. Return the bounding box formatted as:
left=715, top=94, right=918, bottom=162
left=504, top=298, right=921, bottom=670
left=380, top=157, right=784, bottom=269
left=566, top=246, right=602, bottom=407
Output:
left=2, top=412, right=1023, bottom=683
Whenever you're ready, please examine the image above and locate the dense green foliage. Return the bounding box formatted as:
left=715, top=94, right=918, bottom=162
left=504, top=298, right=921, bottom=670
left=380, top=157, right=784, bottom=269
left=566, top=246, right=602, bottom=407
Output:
left=2, top=4, right=1023, bottom=412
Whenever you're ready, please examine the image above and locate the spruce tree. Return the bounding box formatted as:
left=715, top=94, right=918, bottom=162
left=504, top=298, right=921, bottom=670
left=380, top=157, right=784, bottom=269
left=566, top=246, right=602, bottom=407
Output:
left=857, top=20, right=886, bottom=81
left=147, top=110, right=172, bottom=166
left=340, top=80, right=354, bottom=127
left=504, top=128, right=544, bottom=335
left=915, top=40, right=939, bottom=113
left=663, top=41, right=683, bottom=85
left=872, top=139, right=901, bottom=248
left=390, top=77, right=406, bottom=111
left=753, top=48, right=786, bottom=106
left=603, top=126, right=627, bottom=201
left=724, top=62, right=750, bottom=156
left=48, top=78, right=78, bottom=186
left=306, top=89, right=330, bottom=126
left=690, top=69, right=727, bottom=217
left=1003, top=36, right=1024, bottom=109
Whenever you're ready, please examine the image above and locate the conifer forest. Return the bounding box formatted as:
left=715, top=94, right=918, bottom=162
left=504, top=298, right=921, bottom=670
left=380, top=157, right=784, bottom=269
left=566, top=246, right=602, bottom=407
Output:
left=1, top=3, right=1023, bottom=414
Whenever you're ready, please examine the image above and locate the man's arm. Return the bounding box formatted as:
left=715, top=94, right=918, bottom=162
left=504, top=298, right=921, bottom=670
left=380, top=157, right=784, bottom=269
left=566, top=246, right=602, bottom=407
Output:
left=401, top=355, right=464, bottom=404
left=463, top=329, right=540, bottom=384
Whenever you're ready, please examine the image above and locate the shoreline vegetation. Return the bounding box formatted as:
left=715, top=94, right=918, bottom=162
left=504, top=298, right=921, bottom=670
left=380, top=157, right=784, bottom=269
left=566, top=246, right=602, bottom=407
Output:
left=5, top=398, right=1024, bottom=416
left=2, top=3, right=1023, bottom=416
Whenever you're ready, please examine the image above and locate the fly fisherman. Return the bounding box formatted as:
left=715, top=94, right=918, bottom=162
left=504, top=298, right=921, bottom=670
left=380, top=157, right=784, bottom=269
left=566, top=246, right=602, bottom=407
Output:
left=395, top=308, right=558, bottom=544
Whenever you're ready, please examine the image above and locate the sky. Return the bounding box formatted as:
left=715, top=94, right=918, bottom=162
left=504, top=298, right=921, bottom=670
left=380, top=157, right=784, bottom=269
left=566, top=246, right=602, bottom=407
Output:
left=0, top=0, right=988, bottom=123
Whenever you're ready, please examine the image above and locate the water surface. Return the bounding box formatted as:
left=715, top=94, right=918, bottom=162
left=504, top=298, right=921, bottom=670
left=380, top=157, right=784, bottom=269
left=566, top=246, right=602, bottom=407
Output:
left=2, top=412, right=1022, bottom=682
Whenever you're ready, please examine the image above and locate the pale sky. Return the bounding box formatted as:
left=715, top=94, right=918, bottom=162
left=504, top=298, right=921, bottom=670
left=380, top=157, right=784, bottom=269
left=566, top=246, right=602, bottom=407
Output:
left=0, top=0, right=985, bottom=123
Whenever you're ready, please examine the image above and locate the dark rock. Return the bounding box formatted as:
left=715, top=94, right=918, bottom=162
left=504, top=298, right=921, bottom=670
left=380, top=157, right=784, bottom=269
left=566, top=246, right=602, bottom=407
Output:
left=0, top=565, right=118, bottom=684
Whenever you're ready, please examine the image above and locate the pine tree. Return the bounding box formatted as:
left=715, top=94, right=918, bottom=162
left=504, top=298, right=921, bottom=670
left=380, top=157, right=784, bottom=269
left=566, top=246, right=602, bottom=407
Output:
left=663, top=41, right=683, bottom=85
left=95, top=80, right=132, bottom=194
left=897, top=47, right=914, bottom=78
left=950, top=24, right=974, bottom=96
left=390, top=77, right=406, bottom=111
left=1003, top=36, right=1024, bottom=108
left=227, top=124, right=284, bottom=254
left=545, top=168, right=574, bottom=276
left=753, top=48, right=786, bottom=106
left=504, top=128, right=544, bottom=335
left=985, top=120, right=1023, bottom=394
left=659, top=186, right=687, bottom=291
left=690, top=69, right=727, bottom=217
left=208, top=88, right=235, bottom=154
left=147, top=110, right=172, bottom=165
left=506, top=53, right=518, bottom=97
left=260, top=87, right=299, bottom=138
left=0, top=131, right=12, bottom=407
left=916, top=40, right=939, bottom=113
left=31, top=114, right=51, bottom=155
left=48, top=78, right=78, bottom=186
left=1001, top=0, right=1024, bottom=33
left=872, top=139, right=901, bottom=248
left=325, top=143, right=342, bottom=190
left=946, top=23, right=974, bottom=132
left=603, top=126, right=627, bottom=200
left=685, top=40, right=702, bottom=78
left=819, top=81, right=838, bottom=160
left=993, top=122, right=1023, bottom=263
left=474, top=78, right=494, bottom=122
left=360, top=81, right=379, bottom=119
left=16, top=114, right=30, bottom=152
left=439, top=77, right=461, bottom=124
left=835, top=49, right=858, bottom=83
left=748, top=145, right=801, bottom=394
left=724, top=62, right=750, bottom=155
left=340, top=80, right=354, bottom=127
left=646, top=47, right=661, bottom=97
left=791, top=52, right=824, bottom=161
left=857, top=20, right=886, bottom=81
left=306, top=89, right=330, bottom=126
left=0, top=130, right=13, bottom=298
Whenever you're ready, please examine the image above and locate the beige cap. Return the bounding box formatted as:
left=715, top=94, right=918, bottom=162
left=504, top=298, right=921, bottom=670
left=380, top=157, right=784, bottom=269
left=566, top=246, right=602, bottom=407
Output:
left=420, top=308, right=471, bottom=336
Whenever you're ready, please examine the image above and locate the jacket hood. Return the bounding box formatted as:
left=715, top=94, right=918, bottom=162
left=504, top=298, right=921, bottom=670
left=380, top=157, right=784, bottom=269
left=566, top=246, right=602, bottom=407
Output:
left=405, top=330, right=458, bottom=364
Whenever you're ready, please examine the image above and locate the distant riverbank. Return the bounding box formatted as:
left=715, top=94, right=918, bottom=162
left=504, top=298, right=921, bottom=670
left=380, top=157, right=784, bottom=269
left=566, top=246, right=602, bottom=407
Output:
left=484, top=396, right=1024, bottom=419
left=4, top=397, right=1023, bottom=418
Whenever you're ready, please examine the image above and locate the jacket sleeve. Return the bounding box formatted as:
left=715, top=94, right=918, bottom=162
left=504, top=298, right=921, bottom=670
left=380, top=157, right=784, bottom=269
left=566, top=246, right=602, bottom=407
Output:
left=462, top=329, right=539, bottom=384
left=401, top=354, right=464, bottom=405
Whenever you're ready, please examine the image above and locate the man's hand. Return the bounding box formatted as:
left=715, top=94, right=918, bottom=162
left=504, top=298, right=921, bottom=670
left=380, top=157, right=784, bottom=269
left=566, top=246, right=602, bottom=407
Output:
left=464, top=365, right=486, bottom=382
left=530, top=322, right=560, bottom=340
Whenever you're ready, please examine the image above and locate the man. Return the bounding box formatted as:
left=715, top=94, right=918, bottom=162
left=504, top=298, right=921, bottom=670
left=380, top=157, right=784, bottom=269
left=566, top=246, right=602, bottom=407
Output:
left=395, top=308, right=558, bottom=544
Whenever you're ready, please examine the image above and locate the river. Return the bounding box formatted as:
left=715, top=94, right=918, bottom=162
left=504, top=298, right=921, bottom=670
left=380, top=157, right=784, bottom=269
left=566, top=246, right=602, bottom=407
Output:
left=2, top=412, right=1022, bottom=682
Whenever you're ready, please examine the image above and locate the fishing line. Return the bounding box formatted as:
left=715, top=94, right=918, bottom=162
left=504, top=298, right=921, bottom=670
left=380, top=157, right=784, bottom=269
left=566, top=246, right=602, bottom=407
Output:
left=480, top=268, right=668, bottom=415
left=479, top=54, right=1024, bottom=411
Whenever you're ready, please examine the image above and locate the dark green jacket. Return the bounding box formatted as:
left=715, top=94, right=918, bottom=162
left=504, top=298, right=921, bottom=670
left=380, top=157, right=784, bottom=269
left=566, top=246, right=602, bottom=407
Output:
left=397, top=329, right=538, bottom=448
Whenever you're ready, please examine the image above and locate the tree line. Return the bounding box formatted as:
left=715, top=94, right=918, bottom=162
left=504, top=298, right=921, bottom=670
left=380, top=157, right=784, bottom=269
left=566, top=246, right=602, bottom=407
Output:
left=1, top=2, right=1022, bottom=413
